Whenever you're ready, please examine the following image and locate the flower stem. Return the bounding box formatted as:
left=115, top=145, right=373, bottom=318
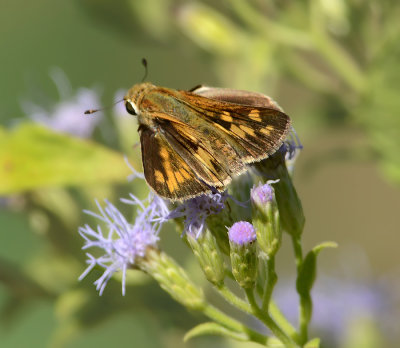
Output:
left=217, top=284, right=253, bottom=314
left=269, top=301, right=300, bottom=343
left=261, top=256, right=277, bottom=312
left=292, top=236, right=303, bottom=271
left=202, top=304, right=268, bottom=345
left=230, top=0, right=314, bottom=50
left=292, top=236, right=308, bottom=344
left=309, top=0, right=365, bottom=93
left=245, top=289, right=298, bottom=347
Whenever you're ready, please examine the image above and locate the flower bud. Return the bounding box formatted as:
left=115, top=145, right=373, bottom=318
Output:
left=206, top=201, right=233, bottom=255
left=255, top=148, right=305, bottom=237
left=228, top=221, right=257, bottom=289
left=139, top=248, right=205, bottom=310
left=186, top=228, right=226, bottom=286
left=251, top=182, right=281, bottom=258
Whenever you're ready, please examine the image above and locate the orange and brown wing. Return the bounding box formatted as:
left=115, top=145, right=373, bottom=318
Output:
left=140, top=127, right=211, bottom=200
left=179, top=91, right=291, bottom=163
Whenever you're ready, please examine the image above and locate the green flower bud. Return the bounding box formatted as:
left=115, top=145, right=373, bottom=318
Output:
left=206, top=200, right=234, bottom=255
left=186, top=228, right=226, bottom=286
left=138, top=248, right=205, bottom=310
left=227, top=174, right=253, bottom=222
left=255, top=148, right=305, bottom=237
left=228, top=221, right=258, bottom=289
left=251, top=182, right=281, bottom=258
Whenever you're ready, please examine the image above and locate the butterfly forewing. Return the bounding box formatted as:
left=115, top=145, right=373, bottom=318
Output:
left=140, top=127, right=211, bottom=200
left=173, top=91, right=291, bottom=161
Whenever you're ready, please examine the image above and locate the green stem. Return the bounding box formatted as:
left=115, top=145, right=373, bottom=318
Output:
left=217, top=284, right=253, bottom=314
left=299, top=296, right=312, bottom=345
left=230, top=0, right=314, bottom=50
left=257, top=283, right=300, bottom=343
left=202, top=304, right=268, bottom=345
left=292, top=236, right=308, bottom=344
left=245, top=289, right=298, bottom=348
left=292, top=236, right=303, bottom=272
left=309, top=0, right=365, bottom=93
left=284, top=52, right=339, bottom=95
left=269, top=301, right=300, bottom=343
left=261, top=256, right=277, bottom=312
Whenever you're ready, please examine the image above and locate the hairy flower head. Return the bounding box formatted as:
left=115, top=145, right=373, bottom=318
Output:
left=167, top=191, right=228, bottom=237
left=79, top=193, right=169, bottom=295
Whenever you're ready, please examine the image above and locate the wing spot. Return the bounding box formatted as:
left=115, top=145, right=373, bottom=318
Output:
left=239, top=125, right=256, bottom=136
left=249, top=109, right=261, bottom=122
left=166, top=175, right=178, bottom=193
left=154, top=170, right=165, bottom=183
left=221, top=111, right=233, bottom=122
left=159, top=147, right=170, bottom=160
left=175, top=171, right=185, bottom=183
left=259, top=125, right=275, bottom=136
left=179, top=168, right=191, bottom=179
left=230, top=124, right=246, bottom=138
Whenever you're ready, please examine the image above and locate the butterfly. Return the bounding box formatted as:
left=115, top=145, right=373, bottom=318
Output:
left=121, top=83, right=291, bottom=201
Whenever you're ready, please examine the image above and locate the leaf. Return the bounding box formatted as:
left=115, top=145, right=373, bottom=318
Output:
left=304, top=337, right=320, bottom=348
left=296, top=241, right=337, bottom=297
left=184, top=322, right=248, bottom=342
left=0, top=124, right=133, bottom=194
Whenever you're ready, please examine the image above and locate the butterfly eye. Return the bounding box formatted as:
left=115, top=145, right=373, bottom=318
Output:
left=125, top=101, right=137, bottom=115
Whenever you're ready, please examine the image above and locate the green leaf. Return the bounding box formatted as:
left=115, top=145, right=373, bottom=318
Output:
left=0, top=124, right=132, bottom=194
left=304, top=337, right=320, bottom=348
left=296, top=241, right=337, bottom=297
left=184, top=322, right=247, bottom=342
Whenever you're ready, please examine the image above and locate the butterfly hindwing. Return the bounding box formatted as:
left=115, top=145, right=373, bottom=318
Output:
left=140, top=126, right=210, bottom=200
left=158, top=118, right=246, bottom=186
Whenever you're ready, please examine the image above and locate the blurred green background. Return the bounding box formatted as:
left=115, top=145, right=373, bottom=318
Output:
left=1, top=0, right=399, bottom=347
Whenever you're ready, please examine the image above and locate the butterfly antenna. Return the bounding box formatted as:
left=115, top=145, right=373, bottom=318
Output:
left=84, top=99, right=124, bottom=115
left=141, top=58, right=148, bottom=82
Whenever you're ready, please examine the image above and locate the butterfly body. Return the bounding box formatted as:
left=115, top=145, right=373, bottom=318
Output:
left=124, top=83, right=291, bottom=201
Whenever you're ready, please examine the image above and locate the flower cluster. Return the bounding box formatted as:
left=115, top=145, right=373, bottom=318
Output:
left=78, top=127, right=330, bottom=348
left=79, top=193, right=168, bottom=295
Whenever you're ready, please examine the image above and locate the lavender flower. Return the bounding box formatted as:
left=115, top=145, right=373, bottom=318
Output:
left=228, top=221, right=258, bottom=288
left=275, top=276, right=390, bottom=342
left=228, top=221, right=257, bottom=245
left=251, top=181, right=276, bottom=205
left=22, top=69, right=102, bottom=138
left=79, top=193, right=169, bottom=295
left=167, top=191, right=228, bottom=237
left=251, top=182, right=281, bottom=257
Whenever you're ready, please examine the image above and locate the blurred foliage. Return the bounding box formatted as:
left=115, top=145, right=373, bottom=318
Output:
left=0, top=0, right=399, bottom=347
left=0, top=124, right=131, bottom=194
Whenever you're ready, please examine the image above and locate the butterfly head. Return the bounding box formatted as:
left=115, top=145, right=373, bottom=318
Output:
left=124, top=82, right=156, bottom=116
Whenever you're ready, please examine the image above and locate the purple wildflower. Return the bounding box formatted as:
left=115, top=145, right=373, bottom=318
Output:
left=124, top=156, right=145, bottom=182
left=275, top=276, right=391, bottom=342
left=22, top=69, right=102, bottom=138
left=228, top=221, right=256, bottom=245
left=79, top=193, right=169, bottom=295
left=283, top=127, right=303, bottom=174
left=167, top=191, right=228, bottom=237
left=250, top=181, right=277, bottom=205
